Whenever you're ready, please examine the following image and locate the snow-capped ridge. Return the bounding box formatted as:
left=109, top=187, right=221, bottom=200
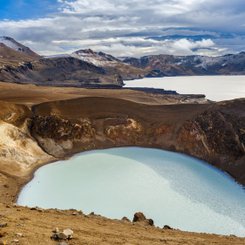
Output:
left=0, top=36, right=26, bottom=52
left=0, top=36, right=39, bottom=57
left=44, top=54, right=71, bottom=59
left=71, top=49, right=121, bottom=67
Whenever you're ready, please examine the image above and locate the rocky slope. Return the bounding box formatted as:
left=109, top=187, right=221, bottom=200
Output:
left=0, top=101, right=53, bottom=178
left=0, top=56, right=124, bottom=87
left=123, top=52, right=245, bottom=76
left=0, top=36, right=39, bottom=58
left=72, top=49, right=145, bottom=80
left=1, top=203, right=244, bottom=245
left=0, top=43, right=39, bottom=67
left=176, top=100, right=245, bottom=183
left=0, top=101, right=53, bottom=204
left=0, top=37, right=40, bottom=70
left=0, top=37, right=144, bottom=87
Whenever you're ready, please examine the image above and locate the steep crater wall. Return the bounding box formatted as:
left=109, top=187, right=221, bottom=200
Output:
left=30, top=97, right=245, bottom=185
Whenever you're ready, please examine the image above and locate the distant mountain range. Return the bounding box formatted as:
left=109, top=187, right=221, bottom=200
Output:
left=123, top=53, right=245, bottom=77
left=0, top=36, right=244, bottom=87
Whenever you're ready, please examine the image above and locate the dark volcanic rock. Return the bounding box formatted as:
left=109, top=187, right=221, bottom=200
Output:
left=176, top=99, right=245, bottom=184
left=31, top=115, right=95, bottom=141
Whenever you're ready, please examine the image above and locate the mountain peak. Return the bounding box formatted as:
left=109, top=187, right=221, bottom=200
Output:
left=0, top=36, right=39, bottom=58
left=72, top=48, right=120, bottom=66
left=76, top=48, right=95, bottom=54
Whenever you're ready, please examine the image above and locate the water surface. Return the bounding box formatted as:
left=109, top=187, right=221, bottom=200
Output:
left=18, top=147, right=245, bottom=236
left=124, top=76, right=245, bottom=101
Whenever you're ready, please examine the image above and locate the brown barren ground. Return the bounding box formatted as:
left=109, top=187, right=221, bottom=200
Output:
left=1, top=203, right=245, bottom=245
left=0, top=82, right=207, bottom=106
left=0, top=82, right=244, bottom=245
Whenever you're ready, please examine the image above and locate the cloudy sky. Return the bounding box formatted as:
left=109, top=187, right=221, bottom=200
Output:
left=0, top=0, right=245, bottom=57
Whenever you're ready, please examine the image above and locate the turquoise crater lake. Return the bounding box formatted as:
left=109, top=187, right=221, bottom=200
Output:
left=18, top=147, right=245, bottom=236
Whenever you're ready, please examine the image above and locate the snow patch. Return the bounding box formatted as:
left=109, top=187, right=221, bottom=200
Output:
left=71, top=49, right=120, bottom=67
left=0, top=36, right=24, bottom=52
left=44, top=54, right=71, bottom=59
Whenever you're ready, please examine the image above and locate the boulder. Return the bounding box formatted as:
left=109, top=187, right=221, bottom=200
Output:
left=122, top=217, right=130, bottom=222
left=133, top=212, right=146, bottom=222
left=51, top=228, right=74, bottom=241
left=53, top=227, right=60, bottom=233
left=147, top=219, right=154, bottom=226
left=133, top=212, right=154, bottom=226
left=62, top=229, right=73, bottom=239
left=163, top=225, right=173, bottom=230
left=57, top=232, right=67, bottom=240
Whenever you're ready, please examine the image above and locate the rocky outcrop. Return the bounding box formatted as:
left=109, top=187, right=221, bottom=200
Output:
left=133, top=212, right=147, bottom=222
left=176, top=100, right=245, bottom=183
left=163, top=225, right=173, bottom=230
left=31, top=115, right=96, bottom=157
left=105, top=118, right=143, bottom=143
left=121, top=217, right=130, bottom=222
left=51, top=228, right=74, bottom=241
left=0, top=101, right=52, bottom=177
left=0, top=121, right=51, bottom=170
left=133, top=212, right=154, bottom=226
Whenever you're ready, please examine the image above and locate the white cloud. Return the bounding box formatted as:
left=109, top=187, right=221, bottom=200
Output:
left=50, top=36, right=219, bottom=57
left=0, top=0, right=244, bottom=57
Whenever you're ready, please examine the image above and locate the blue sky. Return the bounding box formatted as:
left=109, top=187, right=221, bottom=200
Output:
left=0, top=0, right=245, bottom=57
left=0, top=0, right=61, bottom=20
